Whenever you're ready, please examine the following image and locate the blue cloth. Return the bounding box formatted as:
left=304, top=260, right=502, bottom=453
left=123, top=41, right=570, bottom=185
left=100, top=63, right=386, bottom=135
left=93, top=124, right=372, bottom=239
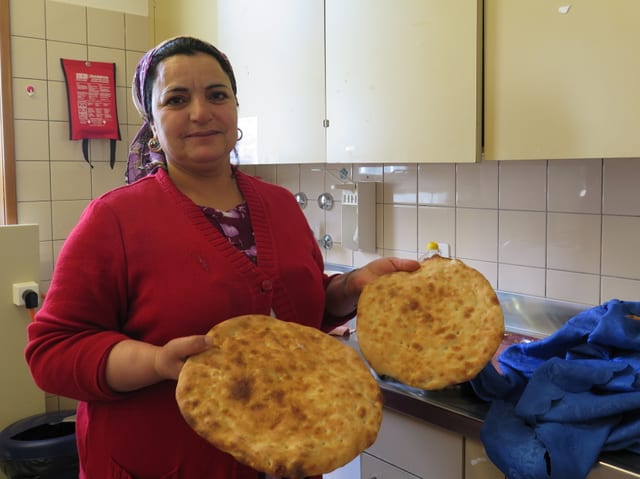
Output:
left=470, top=299, right=640, bottom=479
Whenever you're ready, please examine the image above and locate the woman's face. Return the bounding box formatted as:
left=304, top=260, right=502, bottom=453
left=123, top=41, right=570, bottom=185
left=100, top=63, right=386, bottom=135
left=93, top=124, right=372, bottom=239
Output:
left=149, top=52, right=238, bottom=175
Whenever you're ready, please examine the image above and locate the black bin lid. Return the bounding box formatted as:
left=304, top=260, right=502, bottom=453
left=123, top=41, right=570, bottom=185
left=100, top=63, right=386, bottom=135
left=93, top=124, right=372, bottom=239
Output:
left=0, top=410, right=76, bottom=461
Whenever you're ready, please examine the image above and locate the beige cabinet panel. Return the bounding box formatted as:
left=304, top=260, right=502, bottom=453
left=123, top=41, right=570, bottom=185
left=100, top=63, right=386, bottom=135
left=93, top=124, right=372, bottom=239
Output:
left=366, top=408, right=464, bottom=478
left=587, top=462, right=637, bottom=479
left=464, top=438, right=505, bottom=479
left=217, top=0, right=325, bottom=164
left=326, top=0, right=482, bottom=164
left=361, top=452, right=420, bottom=479
left=484, top=0, right=640, bottom=160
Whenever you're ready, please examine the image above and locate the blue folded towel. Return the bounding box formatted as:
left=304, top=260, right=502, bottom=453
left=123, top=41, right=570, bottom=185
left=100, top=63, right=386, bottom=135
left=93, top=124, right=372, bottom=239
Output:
left=471, top=299, right=640, bottom=479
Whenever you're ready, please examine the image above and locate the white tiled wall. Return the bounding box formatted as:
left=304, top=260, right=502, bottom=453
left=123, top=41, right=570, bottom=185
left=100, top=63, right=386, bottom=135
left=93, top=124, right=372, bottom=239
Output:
left=9, top=2, right=640, bottom=315
left=246, top=159, right=640, bottom=307
left=9, top=0, right=151, bottom=412
left=10, top=0, right=151, bottom=294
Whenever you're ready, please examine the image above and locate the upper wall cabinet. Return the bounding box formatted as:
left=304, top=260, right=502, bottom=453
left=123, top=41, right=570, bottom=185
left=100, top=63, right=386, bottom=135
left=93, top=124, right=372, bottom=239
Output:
left=484, top=1, right=640, bottom=161
left=217, top=1, right=325, bottom=164
left=325, top=0, right=483, bottom=164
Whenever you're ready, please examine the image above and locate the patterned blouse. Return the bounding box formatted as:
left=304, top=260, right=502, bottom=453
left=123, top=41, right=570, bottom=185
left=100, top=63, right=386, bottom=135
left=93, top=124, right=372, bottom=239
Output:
left=201, top=203, right=257, bottom=262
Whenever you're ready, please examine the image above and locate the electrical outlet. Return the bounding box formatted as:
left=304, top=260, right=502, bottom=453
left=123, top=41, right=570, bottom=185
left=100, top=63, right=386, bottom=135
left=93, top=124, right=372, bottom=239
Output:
left=13, top=281, right=39, bottom=306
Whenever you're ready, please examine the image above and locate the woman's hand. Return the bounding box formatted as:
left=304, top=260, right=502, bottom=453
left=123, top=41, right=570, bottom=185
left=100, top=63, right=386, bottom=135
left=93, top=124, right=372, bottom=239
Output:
left=154, top=335, right=212, bottom=381
left=106, top=335, right=212, bottom=392
left=326, top=257, right=420, bottom=317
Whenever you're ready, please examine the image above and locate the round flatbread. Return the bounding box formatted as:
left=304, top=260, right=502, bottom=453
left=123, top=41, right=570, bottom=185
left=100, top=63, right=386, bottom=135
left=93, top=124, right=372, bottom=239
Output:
left=176, top=314, right=382, bottom=478
left=356, top=256, right=504, bottom=390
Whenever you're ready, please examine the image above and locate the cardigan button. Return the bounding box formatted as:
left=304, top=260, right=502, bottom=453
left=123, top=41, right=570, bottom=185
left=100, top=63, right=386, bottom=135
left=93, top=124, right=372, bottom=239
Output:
left=260, top=280, right=273, bottom=292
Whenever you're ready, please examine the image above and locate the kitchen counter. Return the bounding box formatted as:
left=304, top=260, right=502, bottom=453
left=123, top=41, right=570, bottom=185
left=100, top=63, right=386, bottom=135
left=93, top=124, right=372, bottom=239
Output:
left=339, top=327, right=640, bottom=477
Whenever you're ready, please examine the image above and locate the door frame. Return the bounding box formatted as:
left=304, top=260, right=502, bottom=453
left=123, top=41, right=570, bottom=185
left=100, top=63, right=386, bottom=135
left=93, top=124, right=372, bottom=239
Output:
left=0, top=0, right=17, bottom=224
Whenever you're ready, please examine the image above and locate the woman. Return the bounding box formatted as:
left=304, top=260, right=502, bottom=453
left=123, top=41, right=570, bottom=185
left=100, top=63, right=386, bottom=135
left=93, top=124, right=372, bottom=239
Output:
left=25, top=36, right=419, bottom=478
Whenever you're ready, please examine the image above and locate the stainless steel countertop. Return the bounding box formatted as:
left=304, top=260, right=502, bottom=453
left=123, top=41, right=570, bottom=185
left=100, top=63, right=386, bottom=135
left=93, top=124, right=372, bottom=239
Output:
left=339, top=332, right=640, bottom=476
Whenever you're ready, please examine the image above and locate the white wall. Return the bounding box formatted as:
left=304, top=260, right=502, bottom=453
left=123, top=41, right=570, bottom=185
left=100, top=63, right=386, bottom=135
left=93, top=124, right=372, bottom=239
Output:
left=51, top=0, right=147, bottom=15
left=0, top=224, right=43, bottom=430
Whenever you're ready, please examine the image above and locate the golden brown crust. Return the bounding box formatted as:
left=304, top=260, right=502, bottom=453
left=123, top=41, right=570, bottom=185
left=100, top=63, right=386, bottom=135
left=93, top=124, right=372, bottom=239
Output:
left=356, top=256, right=504, bottom=390
left=176, top=314, right=382, bottom=478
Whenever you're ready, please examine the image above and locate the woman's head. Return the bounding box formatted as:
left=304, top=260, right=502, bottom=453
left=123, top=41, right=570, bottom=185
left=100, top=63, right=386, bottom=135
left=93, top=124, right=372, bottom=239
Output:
left=132, top=36, right=238, bottom=123
left=127, top=37, right=238, bottom=183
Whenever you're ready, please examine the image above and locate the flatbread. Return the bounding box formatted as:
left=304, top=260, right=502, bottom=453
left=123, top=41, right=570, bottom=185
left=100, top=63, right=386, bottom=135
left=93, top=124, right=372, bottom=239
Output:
left=176, top=314, right=382, bottom=478
left=356, top=256, right=504, bottom=390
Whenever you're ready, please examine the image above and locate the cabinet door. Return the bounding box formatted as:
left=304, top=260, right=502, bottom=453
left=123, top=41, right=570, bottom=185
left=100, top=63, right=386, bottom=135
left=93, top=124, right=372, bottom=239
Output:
left=484, top=0, right=640, bottom=161
left=361, top=453, right=420, bottom=479
left=464, top=438, right=505, bottom=479
left=326, top=0, right=482, bottom=164
left=366, top=408, right=463, bottom=479
left=217, top=1, right=325, bottom=164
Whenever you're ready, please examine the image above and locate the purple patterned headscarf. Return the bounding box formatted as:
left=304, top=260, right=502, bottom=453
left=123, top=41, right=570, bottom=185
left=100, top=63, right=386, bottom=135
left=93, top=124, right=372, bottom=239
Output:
left=126, top=37, right=237, bottom=184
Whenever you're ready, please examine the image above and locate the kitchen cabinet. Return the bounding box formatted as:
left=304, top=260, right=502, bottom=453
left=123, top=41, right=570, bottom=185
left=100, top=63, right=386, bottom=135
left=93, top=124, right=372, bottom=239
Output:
left=364, top=408, right=463, bottom=478
left=217, top=0, right=481, bottom=165
left=325, top=0, right=482, bottom=164
left=361, top=453, right=420, bottom=478
left=464, top=438, right=504, bottom=479
left=484, top=0, right=640, bottom=161
left=216, top=1, right=325, bottom=164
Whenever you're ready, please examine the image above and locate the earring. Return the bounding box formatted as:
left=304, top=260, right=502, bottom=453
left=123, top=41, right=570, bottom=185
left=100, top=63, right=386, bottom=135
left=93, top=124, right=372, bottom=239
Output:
left=236, top=128, right=243, bottom=141
left=147, top=137, right=162, bottom=152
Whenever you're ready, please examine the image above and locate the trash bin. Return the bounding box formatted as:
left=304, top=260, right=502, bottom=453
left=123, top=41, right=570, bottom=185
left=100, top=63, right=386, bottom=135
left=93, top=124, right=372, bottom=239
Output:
left=0, top=410, right=78, bottom=479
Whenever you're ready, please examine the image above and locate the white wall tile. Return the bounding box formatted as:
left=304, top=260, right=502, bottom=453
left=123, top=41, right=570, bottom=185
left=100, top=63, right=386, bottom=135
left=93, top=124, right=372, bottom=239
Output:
left=601, top=277, right=640, bottom=303
left=383, top=204, right=417, bottom=252
left=383, top=164, right=417, bottom=204
left=456, top=161, right=498, bottom=209
left=10, top=0, right=46, bottom=38
left=300, top=164, right=326, bottom=200
left=15, top=161, right=51, bottom=202
left=253, top=165, right=276, bottom=184
left=353, top=250, right=383, bottom=268
left=546, top=270, right=600, bottom=305
left=125, top=50, right=143, bottom=91
left=50, top=161, right=92, bottom=200
left=12, top=79, right=48, bottom=120
left=498, top=160, right=547, bottom=211
left=498, top=263, right=546, bottom=297
left=376, top=203, right=383, bottom=250
left=417, top=206, right=455, bottom=256
left=14, top=120, right=49, bottom=161
left=601, top=215, right=640, bottom=279
left=547, top=212, right=601, bottom=274
left=126, top=86, right=142, bottom=124
left=51, top=200, right=89, bottom=240
left=325, top=204, right=342, bottom=244
left=49, top=120, right=84, bottom=163
left=499, top=210, right=546, bottom=267
left=46, top=80, right=68, bottom=121
left=602, top=158, right=640, bottom=216
left=325, top=244, right=353, bottom=267
left=11, top=37, right=47, bottom=79
left=39, top=240, right=55, bottom=282
left=303, top=202, right=324, bottom=242
left=17, top=201, right=53, bottom=241
left=275, top=164, right=299, bottom=193
left=47, top=41, right=88, bottom=82
left=89, top=122, right=126, bottom=164
left=548, top=158, right=602, bottom=213
left=456, top=208, right=498, bottom=261
left=463, top=259, right=497, bottom=290
left=125, top=14, right=151, bottom=52
left=91, top=161, right=125, bottom=197
left=46, top=1, right=87, bottom=44
left=418, top=163, right=455, bottom=206
left=87, top=7, right=125, bottom=49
